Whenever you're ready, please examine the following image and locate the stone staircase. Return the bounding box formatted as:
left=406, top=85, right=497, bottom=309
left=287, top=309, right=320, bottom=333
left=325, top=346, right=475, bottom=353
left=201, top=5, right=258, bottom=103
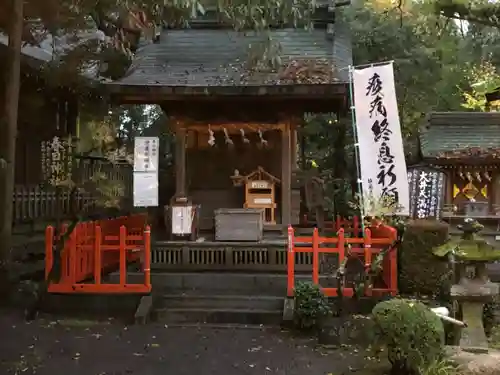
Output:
left=123, top=272, right=311, bottom=326
left=150, top=272, right=290, bottom=326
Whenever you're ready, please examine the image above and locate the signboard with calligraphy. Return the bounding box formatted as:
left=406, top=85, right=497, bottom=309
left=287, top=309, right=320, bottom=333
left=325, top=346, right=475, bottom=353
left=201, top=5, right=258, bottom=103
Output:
left=352, top=62, right=410, bottom=215
left=133, top=137, right=159, bottom=173
left=407, top=168, right=445, bottom=219
left=133, top=136, right=159, bottom=207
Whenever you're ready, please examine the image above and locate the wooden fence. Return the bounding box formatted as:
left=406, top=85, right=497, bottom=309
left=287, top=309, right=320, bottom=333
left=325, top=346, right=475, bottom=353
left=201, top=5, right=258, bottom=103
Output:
left=287, top=224, right=398, bottom=298
left=45, top=214, right=151, bottom=294
left=13, top=160, right=132, bottom=225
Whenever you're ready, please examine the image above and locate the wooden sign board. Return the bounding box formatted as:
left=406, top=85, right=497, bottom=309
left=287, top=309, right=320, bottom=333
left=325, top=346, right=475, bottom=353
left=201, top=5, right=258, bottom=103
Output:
left=250, top=180, right=271, bottom=189
left=171, top=206, right=193, bottom=235
left=407, top=168, right=445, bottom=219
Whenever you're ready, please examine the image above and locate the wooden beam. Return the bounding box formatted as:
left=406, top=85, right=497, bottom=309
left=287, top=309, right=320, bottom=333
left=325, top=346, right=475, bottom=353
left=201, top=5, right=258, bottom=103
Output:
left=281, top=122, right=292, bottom=225
left=175, top=127, right=187, bottom=196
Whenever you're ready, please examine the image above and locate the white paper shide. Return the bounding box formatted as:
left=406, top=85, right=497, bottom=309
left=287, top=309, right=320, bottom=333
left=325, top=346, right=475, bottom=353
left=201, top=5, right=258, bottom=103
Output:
left=133, top=137, right=159, bottom=207
left=352, top=63, right=409, bottom=215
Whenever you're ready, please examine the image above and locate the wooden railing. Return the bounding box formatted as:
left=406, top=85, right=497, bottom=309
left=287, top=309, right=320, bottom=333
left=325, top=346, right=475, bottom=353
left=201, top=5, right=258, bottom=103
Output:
left=13, top=158, right=132, bottom=225
left=45, top=214, right=151, bottom=294
left=13, top=185, right=94, bottom=224
left=287, top=224, right=398, bottom=298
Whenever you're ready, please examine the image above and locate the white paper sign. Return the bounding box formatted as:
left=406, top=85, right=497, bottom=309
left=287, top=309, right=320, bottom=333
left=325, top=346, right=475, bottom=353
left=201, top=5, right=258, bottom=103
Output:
left=171, top=206, right=193, bottom=235
left=352, top=63, right=409, bottom=215
left=133, top=172, right=158, bottom=207
left=134, top=137, right=159, bottom=172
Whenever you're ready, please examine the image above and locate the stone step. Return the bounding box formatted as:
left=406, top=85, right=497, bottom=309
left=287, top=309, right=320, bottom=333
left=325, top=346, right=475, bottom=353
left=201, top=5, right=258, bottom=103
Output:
left=117, top=272, right=315, bottom=295
left=155, top=307, right=282, bottom=325
left=160, top=293, right=283, bottom=310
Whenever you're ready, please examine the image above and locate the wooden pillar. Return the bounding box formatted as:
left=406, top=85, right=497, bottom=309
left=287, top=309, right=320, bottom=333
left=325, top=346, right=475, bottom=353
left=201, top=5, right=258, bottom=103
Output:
left=291, top=128, right=298, bottom=170
left=281, top=123, right=292, bottom=225
left=175, top=127, right=187, bottom=196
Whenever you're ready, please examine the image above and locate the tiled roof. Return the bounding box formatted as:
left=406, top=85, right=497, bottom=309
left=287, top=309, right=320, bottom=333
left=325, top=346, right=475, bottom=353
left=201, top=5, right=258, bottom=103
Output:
left=0, top=30, right=110, bottom=82
left=419, top=112, right=500, bottom=158
left=109, top=22, right=352, bottom=88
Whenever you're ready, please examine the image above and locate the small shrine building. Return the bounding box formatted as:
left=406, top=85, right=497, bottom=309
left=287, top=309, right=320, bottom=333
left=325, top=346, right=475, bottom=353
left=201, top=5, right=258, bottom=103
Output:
left=107, top=9, right=353, bottom=238
left=419, top=112, right=500, bottom=230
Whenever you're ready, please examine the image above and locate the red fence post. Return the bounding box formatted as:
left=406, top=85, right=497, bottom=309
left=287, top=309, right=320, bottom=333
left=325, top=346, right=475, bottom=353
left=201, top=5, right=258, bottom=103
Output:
left=312, top=227, right=319, bottom=285
left=144, top=225, right=151, bottom=290
left=337, top=228, right=345, bottom=265
left=389, top=227, right=398, bottom=296
left=364, top=228, right=373, bottom=296
left=45, top=226, right=54, bottom=280
left=364, top=228, right=372, bottom=268
left=69, top=226, right=77, bottom=285
left=94, top=225, right=102, bottom=285
left=287, top=225, right=295, bottom=297
left=119, top=225, right=127, bottom=286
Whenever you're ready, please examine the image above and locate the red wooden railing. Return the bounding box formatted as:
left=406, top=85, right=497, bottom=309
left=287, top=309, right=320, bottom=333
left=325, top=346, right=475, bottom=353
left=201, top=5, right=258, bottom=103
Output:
left=45, top=214, right=151, bottom=294
left=287, top=224, right=398, bottom=298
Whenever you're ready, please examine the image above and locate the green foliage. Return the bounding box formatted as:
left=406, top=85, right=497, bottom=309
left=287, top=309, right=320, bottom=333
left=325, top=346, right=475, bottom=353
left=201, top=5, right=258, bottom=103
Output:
left=301, top=114, right=354, bottom=217
left=419, top=358, right=460, bottom=375
left=293, top=281, right=331, bottom=330
left=372, top=298, right=445, bottom=374
left=484, top=298, right=500, bottom=336
left=399, top=220, right=450, bottom=296
left=461, top=60, right=500, bottom=111
left=343, top=1, right=469, bottom=140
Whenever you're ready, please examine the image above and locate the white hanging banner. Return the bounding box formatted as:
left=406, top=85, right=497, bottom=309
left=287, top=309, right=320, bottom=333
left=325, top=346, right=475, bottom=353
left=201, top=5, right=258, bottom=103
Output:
left=133, top=172, right=158, bottom=207
left=352, top=62, right=409, bottom=215
left=134, top=137, right=159, bottom=172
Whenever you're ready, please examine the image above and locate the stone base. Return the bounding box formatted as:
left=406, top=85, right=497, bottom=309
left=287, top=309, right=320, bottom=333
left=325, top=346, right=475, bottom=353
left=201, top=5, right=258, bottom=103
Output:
left=460, top=301, right=489, bottom=352
left=447, top=346, right=500, bottom=375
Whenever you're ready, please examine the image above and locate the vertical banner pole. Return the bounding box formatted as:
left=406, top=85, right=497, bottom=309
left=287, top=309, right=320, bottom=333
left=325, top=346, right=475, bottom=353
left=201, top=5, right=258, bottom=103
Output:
left=348, top=65, right=365, bottom=233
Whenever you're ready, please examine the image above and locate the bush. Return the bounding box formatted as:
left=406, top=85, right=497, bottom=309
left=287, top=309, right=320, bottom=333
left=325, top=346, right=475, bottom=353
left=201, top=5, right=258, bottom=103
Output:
left=372, top=298, right=445, bottom=375
left=399, top=220, right=450, bottom=296
left=293, top=281, right=331, bottom=330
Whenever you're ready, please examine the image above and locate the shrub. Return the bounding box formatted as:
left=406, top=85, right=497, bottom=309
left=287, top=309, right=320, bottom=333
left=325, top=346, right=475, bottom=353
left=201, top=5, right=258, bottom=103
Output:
left=372, top=298, right=445, bottom=375
left=420, top=359, right=460, bottom=375
left=293, top=281, right=331, bottom=330
left=399, top=220, right=450, bottom=296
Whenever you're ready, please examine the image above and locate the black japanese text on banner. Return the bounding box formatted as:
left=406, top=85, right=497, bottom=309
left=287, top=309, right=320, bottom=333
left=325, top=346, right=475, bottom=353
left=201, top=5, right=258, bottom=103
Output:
left=352, top=63, right=410, bottom=215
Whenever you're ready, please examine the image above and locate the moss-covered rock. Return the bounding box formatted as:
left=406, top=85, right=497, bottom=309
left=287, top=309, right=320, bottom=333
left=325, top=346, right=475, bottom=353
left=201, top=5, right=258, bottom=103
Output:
left=399, top=219, right=450, bottom=296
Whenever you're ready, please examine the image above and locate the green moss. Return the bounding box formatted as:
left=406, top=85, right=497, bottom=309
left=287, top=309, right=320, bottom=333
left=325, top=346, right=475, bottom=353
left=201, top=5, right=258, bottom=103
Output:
left=433, top=237, right=500, bottom=261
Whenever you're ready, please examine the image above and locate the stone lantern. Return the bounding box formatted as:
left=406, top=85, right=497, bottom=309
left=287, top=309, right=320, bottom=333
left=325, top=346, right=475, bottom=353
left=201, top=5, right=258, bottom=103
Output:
left=433, top=218, right=500, bottom=353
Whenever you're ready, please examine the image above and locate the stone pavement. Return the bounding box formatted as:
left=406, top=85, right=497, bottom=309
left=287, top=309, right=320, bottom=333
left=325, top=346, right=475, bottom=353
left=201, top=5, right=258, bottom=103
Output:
left=0, top=310, right=374, bottom=375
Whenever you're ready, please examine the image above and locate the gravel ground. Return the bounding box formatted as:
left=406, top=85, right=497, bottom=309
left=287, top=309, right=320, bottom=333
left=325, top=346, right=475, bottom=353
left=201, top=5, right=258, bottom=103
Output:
left=0, top=310, right=384, bottom=375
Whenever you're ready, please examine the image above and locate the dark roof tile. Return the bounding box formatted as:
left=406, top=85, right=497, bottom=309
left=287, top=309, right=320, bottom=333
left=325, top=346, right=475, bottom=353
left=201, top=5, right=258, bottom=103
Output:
left=419, top=112, right=500, bottom=158
left=109, top=23, right=352, bottom=87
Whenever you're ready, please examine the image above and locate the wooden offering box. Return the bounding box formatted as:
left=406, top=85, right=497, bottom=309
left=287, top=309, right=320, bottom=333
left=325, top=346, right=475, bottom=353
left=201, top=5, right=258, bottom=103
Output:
left=215, top=208, right=264, bottom=241
left=231, top=167, right=280, bottom=224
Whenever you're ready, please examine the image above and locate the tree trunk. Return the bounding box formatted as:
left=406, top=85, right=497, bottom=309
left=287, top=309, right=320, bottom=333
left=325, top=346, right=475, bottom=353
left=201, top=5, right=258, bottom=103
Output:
left=0, top=0, right=24, bottom=296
